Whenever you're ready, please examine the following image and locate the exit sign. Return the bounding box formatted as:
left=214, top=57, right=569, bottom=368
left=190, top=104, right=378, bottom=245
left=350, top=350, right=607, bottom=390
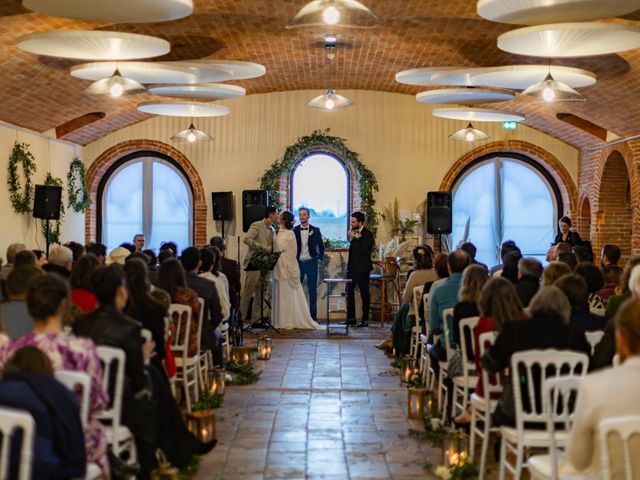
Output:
left=502, top=121, right=518, bottom=130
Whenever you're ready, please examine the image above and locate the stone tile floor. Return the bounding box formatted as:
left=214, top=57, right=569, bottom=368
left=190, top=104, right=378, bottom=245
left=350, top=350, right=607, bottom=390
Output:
left=193, top=338, right=444, bottom=479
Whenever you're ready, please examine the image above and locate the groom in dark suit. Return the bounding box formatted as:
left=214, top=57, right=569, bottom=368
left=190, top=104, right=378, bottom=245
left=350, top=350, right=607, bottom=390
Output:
left=293, top=207, right=324, bottom=320
left=346, top=211, right=374, bottom=327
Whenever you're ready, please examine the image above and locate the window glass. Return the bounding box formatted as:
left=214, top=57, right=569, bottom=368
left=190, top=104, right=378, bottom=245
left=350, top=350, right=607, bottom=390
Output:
left=104, top=162, right=143, bottom=251
left=291, top=153, right=349, bottom=240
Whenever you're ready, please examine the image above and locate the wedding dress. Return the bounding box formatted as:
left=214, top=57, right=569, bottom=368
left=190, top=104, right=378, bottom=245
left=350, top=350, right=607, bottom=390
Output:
left=272, top=229, right=322, bottom=330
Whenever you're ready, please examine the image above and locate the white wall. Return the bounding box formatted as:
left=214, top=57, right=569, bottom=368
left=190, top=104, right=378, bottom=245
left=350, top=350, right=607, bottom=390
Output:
left=83, top=90, right=579, bottom=260
left=0, top=121, right=85, bottom=258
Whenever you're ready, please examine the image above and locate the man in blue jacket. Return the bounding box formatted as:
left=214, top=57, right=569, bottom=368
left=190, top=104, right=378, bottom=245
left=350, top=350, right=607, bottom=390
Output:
left=293, top=207, right=324, bottom=320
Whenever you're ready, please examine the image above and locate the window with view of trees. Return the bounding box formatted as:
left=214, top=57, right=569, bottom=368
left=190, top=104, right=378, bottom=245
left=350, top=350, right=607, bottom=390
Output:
left=291, top=153, right=349, bottom=241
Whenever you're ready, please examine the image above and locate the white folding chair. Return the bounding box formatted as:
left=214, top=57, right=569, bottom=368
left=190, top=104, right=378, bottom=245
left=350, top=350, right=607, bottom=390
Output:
left=585, top=330, right=604, bottom=356
left=55, top=371, right=102, bottom=480
left=528, top=376, right=587, bottom=480
left=470, top=332, right=501, bottom=480
left=437, top=308, right=455, bottom=417
left=220, top=321, right=231, bottom=361
left=169, top=304, right=199, bottom=412
left=196, top=297, right=209, bottom=393
left=499, top=350, right=589, bottom=480
left=409, top=286, right=424, bottom=358
left=96, top=346, right=137, bottom=465
left=598, top=415, right=640, bottom=480
left=0, top=407, right=35, bottom=480
left=452, top=316, right=480, bottom=418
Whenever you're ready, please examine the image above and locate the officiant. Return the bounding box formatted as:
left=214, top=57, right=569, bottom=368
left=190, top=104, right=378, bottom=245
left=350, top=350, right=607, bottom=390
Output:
left=240, top=206, right=277, bottom=321
left=293, top=207, right=324, bottom=320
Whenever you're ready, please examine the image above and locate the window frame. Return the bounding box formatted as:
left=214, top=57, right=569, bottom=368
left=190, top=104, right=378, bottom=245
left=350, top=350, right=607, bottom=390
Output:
left=97, top=150, right=195, bottom=250
left=289, top=151, right=351, bottom=239
left=450, top=152, right=562, bottom=260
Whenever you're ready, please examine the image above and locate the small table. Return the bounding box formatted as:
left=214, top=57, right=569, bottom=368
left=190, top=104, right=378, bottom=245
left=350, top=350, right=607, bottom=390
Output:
left=323, top=278, right=352, bottom=335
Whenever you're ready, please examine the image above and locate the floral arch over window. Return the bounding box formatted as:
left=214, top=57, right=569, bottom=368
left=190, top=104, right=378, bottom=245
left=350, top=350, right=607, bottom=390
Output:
left=259, top=129, right=379, bottom=240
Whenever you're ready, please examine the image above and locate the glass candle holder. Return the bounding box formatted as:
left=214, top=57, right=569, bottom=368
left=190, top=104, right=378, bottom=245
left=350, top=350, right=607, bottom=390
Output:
left=210, top=366, right=225, bottom=397
left=443, top=429, right=469, bottom=467
left=401, top=355, right=416, bottom=383
left=257, top=336, right=273, bottom=360
left=231, top=346, right=253, bottom=366
left=407, top=387, right=427, bottom=420
left=186, top=410, right=216, bottom=443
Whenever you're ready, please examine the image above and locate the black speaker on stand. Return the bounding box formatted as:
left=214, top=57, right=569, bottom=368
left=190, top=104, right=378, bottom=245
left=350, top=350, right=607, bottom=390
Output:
left=427, top=191, right=452, bottom=251
left=212, top=191, right=234, bottom=238
left=33, top=185, right=62, bottom=257
left=242, top=190, right=268, bottom=233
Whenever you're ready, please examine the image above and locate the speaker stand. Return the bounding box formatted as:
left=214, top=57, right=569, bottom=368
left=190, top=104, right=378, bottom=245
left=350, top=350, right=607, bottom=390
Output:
left=221, top=218, right=226, bottom=239
left=45, top=219, right=51, bottom=257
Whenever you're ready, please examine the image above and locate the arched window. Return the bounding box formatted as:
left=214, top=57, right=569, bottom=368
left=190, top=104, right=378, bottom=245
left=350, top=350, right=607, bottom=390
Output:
left=290, top=153, right=349, bottom=240
left=100, top=153, right=193, bottom=253
left=452, top=154, right=560, bottom=266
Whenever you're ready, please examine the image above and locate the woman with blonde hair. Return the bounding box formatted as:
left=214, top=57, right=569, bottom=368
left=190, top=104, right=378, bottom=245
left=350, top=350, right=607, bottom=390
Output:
left=542, top=261, right=572, bottom=286
left=452, top=264, right=488, bottom=348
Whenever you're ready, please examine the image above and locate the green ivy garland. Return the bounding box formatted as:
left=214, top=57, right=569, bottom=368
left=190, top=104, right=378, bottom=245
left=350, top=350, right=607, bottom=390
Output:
left=67, top=157, right=91, bottom=213
left=7, top=142, right=37, bottom=214
left=259, top=129, right=380, bottom=239
left=41, top=172, right=64, bottom=245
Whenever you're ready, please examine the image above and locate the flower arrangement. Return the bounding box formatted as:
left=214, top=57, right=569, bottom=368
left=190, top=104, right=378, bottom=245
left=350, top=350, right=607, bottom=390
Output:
left=226, top=360, right=262, bottom=386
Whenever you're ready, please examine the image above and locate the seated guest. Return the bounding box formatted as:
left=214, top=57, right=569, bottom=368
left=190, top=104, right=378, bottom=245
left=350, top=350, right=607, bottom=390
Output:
left=0, top=267, right=42, bottom=339
left=501, top=250, right=522, bottom=284
left=600, top=243, right=621, bottom=267
left=118, top=242, right=135, bottom=254
left=69, top=254, right=100, bottom=314
left=143, top=249, right=159, bottom=284
left=32, top=250, right=47, bottom=268
left=64, top=242, right=85, bottom=264
left=417, top=252, right=449, bottom=326
left=489, top=240, right=518, bottom=277
left=555, top=274, right=606, bottom=332
left=553, top=216, right=582, bottom=246
left=592, top=259, right=640, bottom=370
left=598, top=264, right=623, bottom=300
left=515, top=257, right=543, bottom=307
left=105, top=246, right=130, bottom=266
left=85, top=242, right=107, bottom=265
left=574, top=262, right=606, bottom=310
left=558, top=251, right=578, bottom=270
left=42, top=245, right=73, bottom=280
left=181, top=247, right=224, bottom=366
left=428, top=250, right=469, bottom=366
left=156, top=259, right=200, bottom=357
left=568, top=299, right=640, bottom=477
left=451, top=263, right=487, bottom=348
left=13, top=250, right=37, bottom=269
left=546, top=241, right=572, bottom=263
left=209, top=236, right=241, bottom=310
left=160, top=242, right=178, bottom=258
left=0, top=346, right=86, bottom=480
left=5, top=274, right=108, bottom=475
left=573, top=244, right=593, bottom=263
left=460, top=241, right=486, bottom=268
left=0, top=243, right=26, bottom=280
left=542, top=261, right=572, bottom=286
left=384, top=246, right=437, bottom=354
left=157, top=250, right=174, bottom=266
left=124, top=258, right=167, bottom=374
left=481, top=286, right=590, bottom=426
left=199, top=247, right=230, bottom=322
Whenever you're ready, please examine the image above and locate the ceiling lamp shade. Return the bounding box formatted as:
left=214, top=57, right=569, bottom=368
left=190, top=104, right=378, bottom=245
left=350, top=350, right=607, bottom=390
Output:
left=23, top=0, right=193, bottom=23
left=287, top=0, right=380, bottom=28
left=450, top=123, right=491, bottom=142
left=17, top=30, right=170, bottom=60
left=137, top=101, right=230, bottom=117
left=148, top=84, right=246, bottom=100
left=306, top=88, right=354, bottom=110
left=171, top=123, right=213, bottom=143
left=498, top=23, right=640, bottom=58
left=84, top=68, right=145, bottom=97
left=521, top=73, right=585, bottom=102
left=477, top=0, right=640, bottom=26
left=416, top=88, right=515, bottom=104
left=433, top=107, right=525, bottom=123
left=168, top=60, right=266, bottom=80
left=469, top=64, right=596, bottom=90
left=71, top=62, right=231, bottom=84
left=395, top=67, right=463, bottom=86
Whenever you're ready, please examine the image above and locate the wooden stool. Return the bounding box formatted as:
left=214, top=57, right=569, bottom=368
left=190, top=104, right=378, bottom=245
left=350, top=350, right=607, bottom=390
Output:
left=369, top=256, right=402, bottom=327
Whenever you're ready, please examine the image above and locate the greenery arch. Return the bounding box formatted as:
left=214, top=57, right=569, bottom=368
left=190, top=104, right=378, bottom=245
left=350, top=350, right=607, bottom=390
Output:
left=259, top=129, right=379, bottom=239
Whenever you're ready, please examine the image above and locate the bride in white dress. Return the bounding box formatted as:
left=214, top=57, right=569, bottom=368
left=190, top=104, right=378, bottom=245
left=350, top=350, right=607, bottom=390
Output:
left=272, top=211, right=322, bottom=330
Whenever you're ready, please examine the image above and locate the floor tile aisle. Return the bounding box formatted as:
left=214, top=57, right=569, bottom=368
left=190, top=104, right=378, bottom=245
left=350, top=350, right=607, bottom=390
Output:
left=194, top=338, right=442, bottom=479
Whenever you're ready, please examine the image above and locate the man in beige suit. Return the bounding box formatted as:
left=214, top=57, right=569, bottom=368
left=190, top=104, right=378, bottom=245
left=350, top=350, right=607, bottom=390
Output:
left=240, top=206, right=277, bottom=321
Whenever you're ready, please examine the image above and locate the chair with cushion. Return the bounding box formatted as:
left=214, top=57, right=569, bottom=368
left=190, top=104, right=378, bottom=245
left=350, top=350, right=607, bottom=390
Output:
left=0, top=406, right=35, bottom=480
left=499, top=350, right=589, bottom=480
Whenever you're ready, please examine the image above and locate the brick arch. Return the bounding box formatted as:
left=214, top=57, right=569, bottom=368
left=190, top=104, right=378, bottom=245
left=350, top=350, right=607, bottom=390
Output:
left=577, top=195, right=592, bottom=240
left=85, top=139, right=207, bottom=246
left=439, top=140, right=578, bottom=217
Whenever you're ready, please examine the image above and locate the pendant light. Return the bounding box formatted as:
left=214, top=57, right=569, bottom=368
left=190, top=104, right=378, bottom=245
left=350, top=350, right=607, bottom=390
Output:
left=84, top=68, right=145, bottom=97
left=287, top=0, right=379, bottom=29
left=449, top=123, right=491, bottom=142
left=306, top=38, right=354, bottom=111
left=171, top=122, right=213, bottom=143
left=520, top=72, right=585, bottom=102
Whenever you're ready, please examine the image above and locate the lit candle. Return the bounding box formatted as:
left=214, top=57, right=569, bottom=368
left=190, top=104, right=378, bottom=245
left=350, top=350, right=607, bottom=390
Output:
left=243, top=353, right=249, bottom=364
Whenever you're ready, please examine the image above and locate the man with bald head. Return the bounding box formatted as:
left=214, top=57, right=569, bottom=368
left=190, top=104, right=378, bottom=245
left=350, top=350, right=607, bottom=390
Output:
left=428, top=250, right=470, bottom=363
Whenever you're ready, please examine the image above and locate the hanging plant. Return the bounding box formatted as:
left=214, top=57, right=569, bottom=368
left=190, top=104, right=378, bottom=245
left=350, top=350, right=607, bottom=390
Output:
left=40, top=172, right=64, bottom=245
left=7, top=141, right=37, bottom=214
left=259, top=128, right=380, bottom=239
left=67, top=157, right=91, bottom=213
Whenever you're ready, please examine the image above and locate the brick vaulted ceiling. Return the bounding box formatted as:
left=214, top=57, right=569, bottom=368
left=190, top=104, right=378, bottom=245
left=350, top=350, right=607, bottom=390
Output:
left=1, top=1, right=640, bottom=148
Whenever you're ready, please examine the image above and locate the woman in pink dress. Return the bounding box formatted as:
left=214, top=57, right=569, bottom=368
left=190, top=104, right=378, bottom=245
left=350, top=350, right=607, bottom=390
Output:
left=1, top=274, right=109, bottom=476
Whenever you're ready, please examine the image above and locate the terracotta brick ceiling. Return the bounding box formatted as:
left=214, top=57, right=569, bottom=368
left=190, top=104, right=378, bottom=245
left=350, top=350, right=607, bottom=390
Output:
left=1, top=0, right=640, bottom=148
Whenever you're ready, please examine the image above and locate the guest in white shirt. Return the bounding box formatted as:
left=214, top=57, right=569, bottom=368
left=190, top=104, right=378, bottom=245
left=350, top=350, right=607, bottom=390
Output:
left=199, top=247, right=230, bottom=322
left=567, top=297, right=640, bottom=478
left=293, top=208, right=324, bottom=320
